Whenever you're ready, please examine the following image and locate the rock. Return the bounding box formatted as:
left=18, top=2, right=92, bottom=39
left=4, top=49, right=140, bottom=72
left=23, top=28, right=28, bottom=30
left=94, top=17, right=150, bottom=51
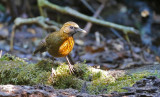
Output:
left=101, top=63, right=118, bottom=70
left=0, top=27, right=8, bottom=39
left=110, top=76, right=160, bottom=96
left=0, top=85, right=55, bottom=97
left=76, top=93, right=99, bottom=97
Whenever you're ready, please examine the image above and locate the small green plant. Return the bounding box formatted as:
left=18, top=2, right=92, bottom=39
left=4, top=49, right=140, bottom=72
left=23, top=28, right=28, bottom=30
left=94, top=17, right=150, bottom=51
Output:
left=0, top=53, right=27, bottom=64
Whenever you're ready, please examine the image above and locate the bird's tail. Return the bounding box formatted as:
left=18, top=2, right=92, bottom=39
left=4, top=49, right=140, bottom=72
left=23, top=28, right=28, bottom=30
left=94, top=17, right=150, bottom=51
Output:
left=33, top=40, right=47, bottom=55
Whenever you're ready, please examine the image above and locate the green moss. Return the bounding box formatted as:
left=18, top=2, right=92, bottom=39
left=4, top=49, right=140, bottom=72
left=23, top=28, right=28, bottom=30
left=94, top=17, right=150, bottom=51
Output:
left=56, top=63, right=70, bottom=74
left=1, top=54, right=160, bottom=95
left=86, top=68, right=117, bottom=94
left=0, top=54, right=51, bottom=85
left=107, top=71, right=151, bottom=93
left=0, top=60, right=26, bottom=84
left=52, top=63, right=120, bottom=94
left=74, top=63, right=91, bottom=80
left=34, top=71, right=51, bottom=84
left=35, top=59, right=54, bottom=71
left=0, top=54, right=27, bottom=64
left=51, top=63, right=84, bottom=90
left=53, top=73, right=83, bottom=89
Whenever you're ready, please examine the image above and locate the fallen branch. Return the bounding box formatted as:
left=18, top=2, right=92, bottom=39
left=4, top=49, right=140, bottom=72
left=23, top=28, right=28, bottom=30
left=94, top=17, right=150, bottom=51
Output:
left=38, top=0, right=139, bottom=34
left=10, top=16, right=60, bottom=51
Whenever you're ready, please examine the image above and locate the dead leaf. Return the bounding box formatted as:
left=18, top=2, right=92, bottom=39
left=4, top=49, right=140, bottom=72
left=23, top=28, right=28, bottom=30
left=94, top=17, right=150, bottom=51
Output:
left=27, top=28, right=36, bottom=34
left=85, top=46, right=105, bottom=53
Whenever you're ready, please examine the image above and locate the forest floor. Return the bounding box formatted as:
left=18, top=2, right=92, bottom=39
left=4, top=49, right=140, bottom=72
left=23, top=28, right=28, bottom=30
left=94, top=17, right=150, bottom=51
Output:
left=1, top=0, right=160, bottom=96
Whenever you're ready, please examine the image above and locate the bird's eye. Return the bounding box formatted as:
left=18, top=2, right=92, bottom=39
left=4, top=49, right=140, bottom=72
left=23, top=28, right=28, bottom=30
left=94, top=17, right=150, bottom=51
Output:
left=70, top=26, right=74, bottom=29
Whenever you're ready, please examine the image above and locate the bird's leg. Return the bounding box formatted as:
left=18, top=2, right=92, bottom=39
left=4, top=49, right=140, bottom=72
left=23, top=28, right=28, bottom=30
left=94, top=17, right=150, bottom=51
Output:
left=66, top=56, right=75, bottom=74
left=67, top=54, right=75, bottom=65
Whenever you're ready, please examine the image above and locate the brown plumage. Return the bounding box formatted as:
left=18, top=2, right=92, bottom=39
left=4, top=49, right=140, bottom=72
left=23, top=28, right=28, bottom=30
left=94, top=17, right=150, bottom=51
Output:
left=34, top=21, right=86, bottom=73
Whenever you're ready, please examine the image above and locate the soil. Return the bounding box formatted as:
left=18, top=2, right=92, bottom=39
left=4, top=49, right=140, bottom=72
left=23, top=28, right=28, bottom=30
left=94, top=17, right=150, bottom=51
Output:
left=128, top=63, right=160, bottom=74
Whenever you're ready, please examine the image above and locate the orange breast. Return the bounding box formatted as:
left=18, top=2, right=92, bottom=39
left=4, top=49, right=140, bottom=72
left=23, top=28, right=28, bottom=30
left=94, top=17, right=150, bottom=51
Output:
left=57, top=37, right=74, bottom=57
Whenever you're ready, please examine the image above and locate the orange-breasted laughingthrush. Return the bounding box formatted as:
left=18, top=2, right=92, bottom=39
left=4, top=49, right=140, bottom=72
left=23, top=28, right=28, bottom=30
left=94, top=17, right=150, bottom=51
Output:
left=33, top=21, right=86, bottom=74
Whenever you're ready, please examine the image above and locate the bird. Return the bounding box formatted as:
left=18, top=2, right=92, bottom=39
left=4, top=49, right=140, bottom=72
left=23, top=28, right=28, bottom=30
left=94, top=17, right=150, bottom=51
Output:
left=33, top=21, right=86, bottom=74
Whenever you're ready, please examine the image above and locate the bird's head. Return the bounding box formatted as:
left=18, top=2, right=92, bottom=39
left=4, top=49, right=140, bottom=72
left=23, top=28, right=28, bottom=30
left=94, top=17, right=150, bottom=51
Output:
left=60, top=21, right=86, bottom=36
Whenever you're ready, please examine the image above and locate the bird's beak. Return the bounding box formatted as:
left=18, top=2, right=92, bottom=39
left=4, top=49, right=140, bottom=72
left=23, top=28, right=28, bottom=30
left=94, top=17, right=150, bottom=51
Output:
left=75, top=28, right=87, bottom=34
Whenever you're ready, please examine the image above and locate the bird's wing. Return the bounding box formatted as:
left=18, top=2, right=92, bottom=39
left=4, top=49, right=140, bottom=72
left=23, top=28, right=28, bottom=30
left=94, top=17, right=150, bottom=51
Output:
left=33, top=36, right=48, bottom=55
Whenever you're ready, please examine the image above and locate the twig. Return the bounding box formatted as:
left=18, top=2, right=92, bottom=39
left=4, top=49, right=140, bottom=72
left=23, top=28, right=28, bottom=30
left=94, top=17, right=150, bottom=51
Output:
left=0, top=50, right=2, bottom=58
left=14, top=16, right=60, bottom=30
left=83, top=3, right=105, bottom=36
left=10, top=16, right=60, bottom=51
left=38, top=0, right=138, bottom=34
left=95, top=31, right=100, bottom=46
left=110, top=28, right=125, bottom=40
left=124, top=33, right=134, bottom=58
left=80, top=0, right=126, bottom=40
left=10, top=25, right=16, bottom=51
left=80, top=0, right=103, bottom=19
left=38, top=0, right=48, bottom=17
